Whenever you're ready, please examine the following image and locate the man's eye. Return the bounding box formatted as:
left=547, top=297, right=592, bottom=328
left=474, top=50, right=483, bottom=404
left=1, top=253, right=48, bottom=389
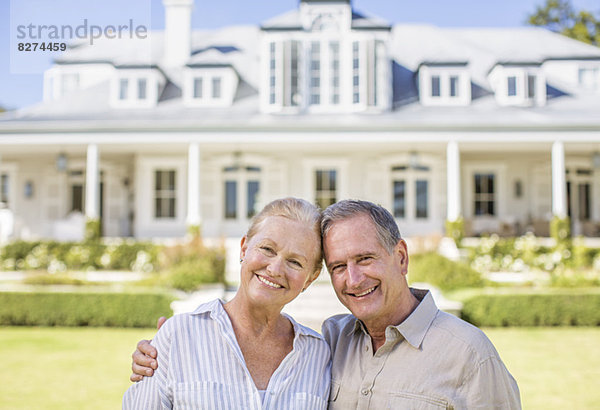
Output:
left=358, top=256, right=373, bottom=263
left=260, top=246, right=275, bottom=254
left=331, top=264, right=345, bottom=274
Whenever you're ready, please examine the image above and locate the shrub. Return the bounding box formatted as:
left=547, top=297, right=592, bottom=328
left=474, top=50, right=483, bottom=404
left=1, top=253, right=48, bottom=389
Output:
left=445, top=218, right=465, bottom=246
left=23, top=274, right=88, bottom=286
left=550, top=216, right=571, bottom=247
left=166, top=258, right=219, bottom=292
left=408, top=252, right=483, bottom=291
left=160, top=237, right=226, bottom=291
left=461, top=293, right=600, bottom=327
left=0, top=292, right=174, bottom=327
left=0, top=240, right=160, bottom=272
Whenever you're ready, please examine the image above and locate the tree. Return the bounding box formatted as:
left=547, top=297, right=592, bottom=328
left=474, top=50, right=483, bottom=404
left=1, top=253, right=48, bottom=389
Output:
left=527, top=0, right=600, bottom=46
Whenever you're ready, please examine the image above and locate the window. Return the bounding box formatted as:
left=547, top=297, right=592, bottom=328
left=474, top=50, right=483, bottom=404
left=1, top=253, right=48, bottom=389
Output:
left=474, top=173, right=495, bottom=216
left=450, top=76, right=459, bottom=97
left=315, top=169, right=336, bottom=209
left=224, top=181, right=237, bottom=219
left=269, top=42, right=277, bottom=104
left=416, top=180, right=428, bottom=219
left=391, top=165, right=430, bottom=220
left=310, top=42, right=321, bottom=105
left=138, top=78, right=147, bottom=100
left=119, top=79, right=129, bottom=100
left=578, top=183, right=591, bottom=221
left=71, top=184, right=84, bottom=213
left=61, top=73, right=79, bottom=96
left=224, top=166, right=261, bottom=220
left=0, top=174, right=9, bottom=207
left=527, top=74, right=536, bottom=99
left=154, top=170, right=176, bottom=219
left=507, top=76, right=517, bottom=97
left=431, top=76, right=441, bottom=97
left=212, top=77, right=222, bottom=99
left=193, top=77, right=203, bottom=99
left=330, top=41, right=340, bottom=105
left=393, top=180, right=405, bottom=218
left=352, top=41, right=360, bottom=104
left=578, top=67, right=599, bottom=89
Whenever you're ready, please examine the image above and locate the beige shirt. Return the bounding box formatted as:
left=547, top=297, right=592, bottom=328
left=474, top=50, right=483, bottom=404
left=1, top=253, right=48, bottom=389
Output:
left=322, top=289, right=521, bottom=409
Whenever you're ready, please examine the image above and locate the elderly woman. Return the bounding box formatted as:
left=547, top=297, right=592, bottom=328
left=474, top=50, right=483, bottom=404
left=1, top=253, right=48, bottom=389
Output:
left=123, top=198, right=330, bottom=409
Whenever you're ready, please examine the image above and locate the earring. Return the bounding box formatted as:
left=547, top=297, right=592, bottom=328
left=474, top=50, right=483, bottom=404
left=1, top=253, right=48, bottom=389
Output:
left=239, top=258, right=243, bottom=264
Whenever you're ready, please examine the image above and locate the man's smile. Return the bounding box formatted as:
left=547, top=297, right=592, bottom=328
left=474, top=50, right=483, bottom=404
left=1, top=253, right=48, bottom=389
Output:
left=347, top=285, right=378, bottom=298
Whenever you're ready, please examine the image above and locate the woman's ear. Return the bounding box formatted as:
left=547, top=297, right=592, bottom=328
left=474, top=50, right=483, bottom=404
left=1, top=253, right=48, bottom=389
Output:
left=239, top=236, right=248, bottom=261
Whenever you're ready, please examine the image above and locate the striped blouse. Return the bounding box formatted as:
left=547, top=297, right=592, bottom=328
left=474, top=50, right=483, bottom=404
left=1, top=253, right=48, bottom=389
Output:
left=123, top=299, right=331, bottom=410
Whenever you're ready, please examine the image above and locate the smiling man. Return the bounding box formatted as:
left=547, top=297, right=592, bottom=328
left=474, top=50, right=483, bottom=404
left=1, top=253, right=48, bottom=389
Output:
left=320, top=200, right=520, bottom=409
left=131, top=199, right=521, bottom=409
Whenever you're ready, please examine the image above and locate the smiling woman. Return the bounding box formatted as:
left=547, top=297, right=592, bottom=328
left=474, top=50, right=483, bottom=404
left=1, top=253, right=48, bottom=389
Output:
left=123, top=197, right=331, bottom=409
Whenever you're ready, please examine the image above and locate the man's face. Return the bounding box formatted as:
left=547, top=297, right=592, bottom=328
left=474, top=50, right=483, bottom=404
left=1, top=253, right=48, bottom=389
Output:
left=323, top=214, right=409, bottom=327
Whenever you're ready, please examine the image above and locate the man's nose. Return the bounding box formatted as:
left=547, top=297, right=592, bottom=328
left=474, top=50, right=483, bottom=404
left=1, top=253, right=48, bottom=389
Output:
left=346, top=262, right=365, bottom=288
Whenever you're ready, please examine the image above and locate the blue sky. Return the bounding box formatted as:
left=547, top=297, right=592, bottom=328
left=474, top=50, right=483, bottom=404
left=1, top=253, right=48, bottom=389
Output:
left=1, top=0, right=599, bottom=110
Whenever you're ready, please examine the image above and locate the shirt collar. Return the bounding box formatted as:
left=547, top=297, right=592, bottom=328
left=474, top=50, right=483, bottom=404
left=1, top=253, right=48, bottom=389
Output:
left=191, top=299, right=323, bottom=340
left=349, top=288, right=439, bottom=349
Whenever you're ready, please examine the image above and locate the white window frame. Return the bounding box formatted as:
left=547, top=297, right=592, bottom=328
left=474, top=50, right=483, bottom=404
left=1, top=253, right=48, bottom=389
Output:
left=221, top=166, right=262, bottom=222
left=490, top=66, right=546, bottom=107
left=302, top=158, right=349, bottom=207
left=419, top=65, right=471, bottom=106
left=183, top=67, right=237, bottom=107
left=464, top=163, right=507, bottom=233
left=110, top=68, right=161, bottom=108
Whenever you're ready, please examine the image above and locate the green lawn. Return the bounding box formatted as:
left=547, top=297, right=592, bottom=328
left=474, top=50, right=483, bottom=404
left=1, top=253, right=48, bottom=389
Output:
left=0, top=326, right=598, bottom=409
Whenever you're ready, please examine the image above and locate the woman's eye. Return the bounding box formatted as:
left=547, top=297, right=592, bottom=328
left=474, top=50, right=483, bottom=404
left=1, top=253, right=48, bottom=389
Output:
left=289, top=260, right=302, bottom=268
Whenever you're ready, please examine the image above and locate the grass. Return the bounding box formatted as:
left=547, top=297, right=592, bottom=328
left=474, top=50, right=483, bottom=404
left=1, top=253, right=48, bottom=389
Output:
left=0, top=326, right=599, bottom=409
left=484, top=327, right=600, bottom=409
left=0, top=327, right=157, bottom=410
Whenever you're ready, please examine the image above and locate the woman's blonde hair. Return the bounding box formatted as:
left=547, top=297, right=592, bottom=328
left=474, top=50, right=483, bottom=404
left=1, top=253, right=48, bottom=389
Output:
left=246, top=197, right=323, bottom=275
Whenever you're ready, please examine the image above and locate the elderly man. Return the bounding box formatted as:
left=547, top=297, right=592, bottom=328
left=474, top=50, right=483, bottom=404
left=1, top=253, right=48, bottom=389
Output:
left=132, top=199, right=521, bottom=408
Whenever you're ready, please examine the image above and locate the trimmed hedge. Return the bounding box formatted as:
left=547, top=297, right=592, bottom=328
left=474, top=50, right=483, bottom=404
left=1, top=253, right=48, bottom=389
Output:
left=408, top=252, right=483, bottom=291
left=0, top=292, right=174, bottom=327
left=462, top=294, right=600, bottom=327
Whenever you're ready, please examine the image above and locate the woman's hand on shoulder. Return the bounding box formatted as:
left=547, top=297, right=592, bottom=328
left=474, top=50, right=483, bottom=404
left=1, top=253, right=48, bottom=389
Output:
left=129, top=316, right=167, bottom=382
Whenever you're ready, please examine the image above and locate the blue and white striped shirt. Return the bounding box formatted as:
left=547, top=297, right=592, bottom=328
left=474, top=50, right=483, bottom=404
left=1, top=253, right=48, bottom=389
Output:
left=123, top=299, right=331, bottom=410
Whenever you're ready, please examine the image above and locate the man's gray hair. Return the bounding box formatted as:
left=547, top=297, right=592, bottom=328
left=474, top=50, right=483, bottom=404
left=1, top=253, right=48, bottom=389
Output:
left=321, top=199, right=401, bottom=254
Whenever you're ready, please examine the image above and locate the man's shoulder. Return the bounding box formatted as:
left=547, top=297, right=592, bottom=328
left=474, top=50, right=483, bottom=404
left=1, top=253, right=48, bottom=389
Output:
left=430, top=311, right=499, bottom=358
left=321, top=313, right=356, bottom=344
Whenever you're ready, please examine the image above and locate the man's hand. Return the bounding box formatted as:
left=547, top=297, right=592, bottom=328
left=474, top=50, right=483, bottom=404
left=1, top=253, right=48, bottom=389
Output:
left=130, top=316, right=167, bottom=382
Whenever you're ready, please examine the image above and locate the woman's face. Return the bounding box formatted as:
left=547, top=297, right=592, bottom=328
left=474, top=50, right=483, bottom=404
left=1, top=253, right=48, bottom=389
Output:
left=239, top=216, right=321, bottom=309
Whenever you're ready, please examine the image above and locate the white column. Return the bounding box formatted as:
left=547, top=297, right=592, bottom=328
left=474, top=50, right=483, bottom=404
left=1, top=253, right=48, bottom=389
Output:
left=186, top=143, right=201, bottom=226
left=85, top=144, right=100, bottom=219
left=551, top=140, right=567, bottom=218
left=446, top=140, right=461, bottom=221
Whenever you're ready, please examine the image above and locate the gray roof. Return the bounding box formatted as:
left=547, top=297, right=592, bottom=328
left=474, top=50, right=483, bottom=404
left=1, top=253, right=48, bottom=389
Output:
left=260, top=10, right=391, bottom=31
left=2, top=22, right=600, bottom=130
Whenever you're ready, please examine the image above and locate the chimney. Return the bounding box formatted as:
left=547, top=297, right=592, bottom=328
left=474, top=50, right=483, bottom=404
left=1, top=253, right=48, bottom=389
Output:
left=162, top=0, right=193, bottom=67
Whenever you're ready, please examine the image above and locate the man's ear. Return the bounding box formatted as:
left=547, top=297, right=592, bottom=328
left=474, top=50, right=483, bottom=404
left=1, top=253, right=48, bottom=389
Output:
left=239, top=236, right=248, bottom=261
left=395, top=239, right=409, bottom=276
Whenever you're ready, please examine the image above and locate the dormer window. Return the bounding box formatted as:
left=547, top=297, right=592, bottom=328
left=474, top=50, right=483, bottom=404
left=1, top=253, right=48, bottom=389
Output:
left=578, top=66, right=599, bottom=90
left=119, top=79, right=129, bottom=100
left=419, top=64, right=471, bottom=106
left=111, top=68, right=162, bottom=108
left=183, top=67, right=238, bottom=107
left=489, top=64, right=546, bottom=107
left=138, top=79, right=147, bottom=100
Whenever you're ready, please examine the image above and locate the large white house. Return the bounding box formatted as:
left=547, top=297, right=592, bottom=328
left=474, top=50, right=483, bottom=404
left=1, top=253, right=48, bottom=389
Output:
left=1, top=0, right=600, bottom=246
